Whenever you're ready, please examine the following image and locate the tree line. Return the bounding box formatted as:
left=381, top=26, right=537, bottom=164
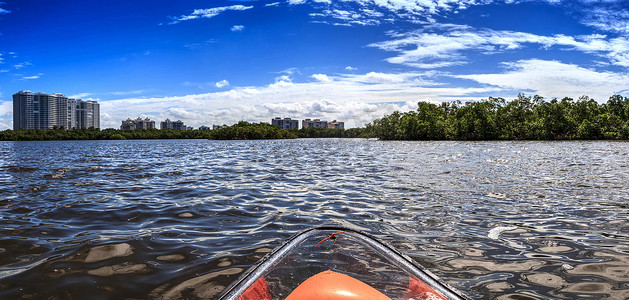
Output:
left=209, top=121, right=297, bottom=139
left=366, top=94, right=629, bottom=140
left=2, top=94, right=628, bottom=141
left=0, top=121, right=365, bottom=141
left=0, top=127, right=217, bottom=141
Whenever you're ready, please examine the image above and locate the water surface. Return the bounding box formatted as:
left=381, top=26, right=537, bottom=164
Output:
left=0, top=139, right=627, bottom=299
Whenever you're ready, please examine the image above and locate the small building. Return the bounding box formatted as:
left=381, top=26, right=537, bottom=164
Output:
left=272, top=117, right=299, bottom=129
left=120, top=119, right=135, bottom=130
left=302, top=118, right=328, bottom=128
left=199, top=125, right=211, bottom=130
left=327, top=120, right=344, bottom=129
left=120, top=117, right=155, bottom=130
left=160, top=118, right=187, bottom=130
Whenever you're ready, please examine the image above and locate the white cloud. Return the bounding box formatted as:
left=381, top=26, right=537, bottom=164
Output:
left=98, top=71, right=504, bottom=128
left=345, top=66, right=357, bottom=71
left=304, top=0, right=492, bottom=26
left=299, top=0, right=629, bottom=37
left=581, top=4, right=629, bottom=35
left=14, top=62, right=32, bottom=69
left=167, top=5, right=254, bottom=25
left=216, top=79, right=230, bottom=88
left=0, top=100, right=12, bottom=117
left=231, top=25, right=245, bottom=31
left=275, top=75, right=292, bottom=83
left=0, top=119, right=11, bottom=130
left=311, top=73, right=331, bottom=82
left=455, top=59, right=629, bottom=100
left=265, top=2, right=280, bottom=7
left=277, top=68, right=299, bottom=75
left=310, top=8, right=385, bottom=26
left=165, top=107, right=204, bottom=120
left=0, top=6, right=10, bottom=14
left=68, top=93, right=92, bottom=99
left=111, top=90, right=145, bottom=96
left=362, top=72, right=405, bottom=83
left=370, top=25, right=629, bottom=68
left=184, top=39, right=217, bottom=49
left=21, top=73, right=43, bottom=80
left=262, top=100, right=399, bottom=126
left=335, top=0, right=483, bottom=15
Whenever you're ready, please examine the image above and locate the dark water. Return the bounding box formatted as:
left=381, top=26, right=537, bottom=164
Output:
left=0, top=139, right=627, bottom=299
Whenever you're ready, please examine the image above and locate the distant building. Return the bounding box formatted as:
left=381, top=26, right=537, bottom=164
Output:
left=302, top=118, right=344, bottom=129
left=199, top=125, right=211, bottom=130
left=160, top=119, right=188, bottom=130
left=120, top=117, right=155, bottom=130
left=272, top=117, right=299, bottom=129
left=213, top=124, right=225, bottom=130
left=302, top=119, right=328, bottom=128
left=13, top=90, right=99, bottom=130
left=75, top=99, right=100, bottom=129
left=327, top=120, right=344, bottom=129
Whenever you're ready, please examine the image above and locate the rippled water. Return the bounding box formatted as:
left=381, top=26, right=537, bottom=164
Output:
left=0, top=139, right=628, bottom=299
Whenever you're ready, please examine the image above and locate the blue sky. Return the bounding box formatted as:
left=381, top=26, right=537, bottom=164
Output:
left=1, top=0, right=628, bottom=129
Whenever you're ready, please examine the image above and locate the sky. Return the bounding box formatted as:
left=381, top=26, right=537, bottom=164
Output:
left=0, top=0, right=628, bottom=129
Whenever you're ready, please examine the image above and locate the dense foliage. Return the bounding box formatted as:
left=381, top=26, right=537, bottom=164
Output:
left=208, top=121, right=297, bottom=139
left=294, top=127, right=369, bottom=138
left=0, top=122, right=296, bottom=141
left=0, top=122, right=368, bottom=141
left=367, top=94, right=629, bottom=140
left=0, top=127, right=216, bottom=141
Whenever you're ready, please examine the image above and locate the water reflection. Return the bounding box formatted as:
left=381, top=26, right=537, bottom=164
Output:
left=84, top=243, right=133, bottom=263
left=0, top=139, right=627, bottom=298
left=88, top=262, right=149, bottom=276
left=149, top=268, right=243, bottom=299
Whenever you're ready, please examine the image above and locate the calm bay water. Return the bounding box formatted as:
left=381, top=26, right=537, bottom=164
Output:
left=0, top=139, right=628, bottom=299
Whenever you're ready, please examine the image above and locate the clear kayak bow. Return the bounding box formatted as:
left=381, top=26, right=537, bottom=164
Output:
left=218, top=226, right=468, bottom=300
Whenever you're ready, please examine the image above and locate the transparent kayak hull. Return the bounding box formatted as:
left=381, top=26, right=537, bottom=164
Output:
left=218, top=226, right=468, bottom=300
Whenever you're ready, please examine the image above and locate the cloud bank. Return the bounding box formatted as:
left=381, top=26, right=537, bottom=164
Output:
left=370, top=25, right=629, bottom=68
left=89, top=63, right=624, bottom=130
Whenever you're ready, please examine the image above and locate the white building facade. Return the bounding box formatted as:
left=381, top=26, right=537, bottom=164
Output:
left=13, top=91, right=100, bottom=130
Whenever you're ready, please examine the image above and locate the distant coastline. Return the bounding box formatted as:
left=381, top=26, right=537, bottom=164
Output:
left=3, top=94, right=629, bottom=141
left=0, top=122, right=368, bottom=141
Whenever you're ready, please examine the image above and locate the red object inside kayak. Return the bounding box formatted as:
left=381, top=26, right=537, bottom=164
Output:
left=237, top=270, right=448, bottom=300
left=285, top=270, right=391, bottom=300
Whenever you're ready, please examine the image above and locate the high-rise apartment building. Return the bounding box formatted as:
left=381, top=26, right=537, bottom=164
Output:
left=160, top=118, right=189, bottom=130
left=327, top=120, right=344, bottom=129
left=272, top=117, right=299, bottom=129
left=121, top=117, right=155, bottom=130
left=13, top=91, right=100, bottom=130
left=302, top=118, right=328, bottom=128
left=302, top=118, right=344, bottom=129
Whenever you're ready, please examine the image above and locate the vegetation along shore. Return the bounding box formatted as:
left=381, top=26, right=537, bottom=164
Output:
left=1, top=94, right=628, bottom=141
left=366, top=94, right=629, bottom=140
left=0, top=122, right=366, bottom=141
